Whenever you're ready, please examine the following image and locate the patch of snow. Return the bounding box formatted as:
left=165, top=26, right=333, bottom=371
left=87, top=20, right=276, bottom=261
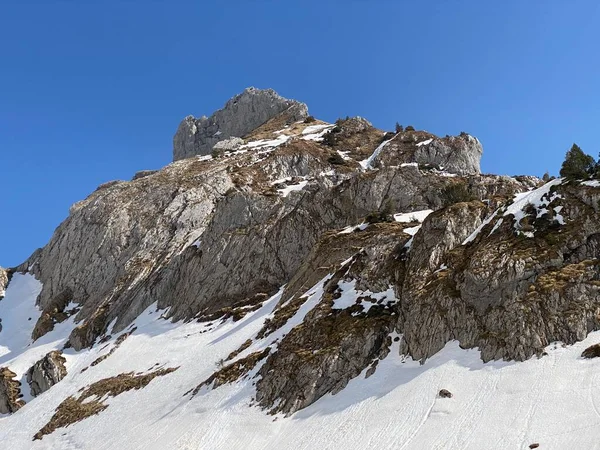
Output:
left=337, top=150, right=351, bottom=160
left=394, top=209, right=433, bottom=223
left=196, top=154, right=213, bottom=162
left=416, top=138, right=433, bottom=147
left=332, top=279, right=397, bottom=314
left=0, top=273, right=43, bottom=361
left=278, top=180, right=309, bottom=197
left=462, top=210, right=499, bottom=245
left=338, top=223, right=369, bottom=235
left=501, top=178, right=564, bottom=236
left=434, top=264, right=448, bottom=273
left=360, top=137, right=394, bottom=170
left=488, top=218, right=504, bottom=236
left=581, top=180, right=600, bottom=187
left=435, top=171, right=458, bottom=177
left=403, top=225, right=421, bottom=236
left=302, top=124, right=335, bottom=142
left=400, top=163, right=419, bottom=168
left=241, top=134, right=290, bottom=150
left=302, top=124, right=333, bottom=135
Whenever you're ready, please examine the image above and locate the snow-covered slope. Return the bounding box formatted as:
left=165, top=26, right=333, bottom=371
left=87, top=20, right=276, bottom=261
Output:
left=1, top=272, right=600, bottom=449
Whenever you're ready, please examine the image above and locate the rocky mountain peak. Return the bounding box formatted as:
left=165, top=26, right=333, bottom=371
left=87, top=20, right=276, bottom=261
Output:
left=172, top=87, right=308, bottom=161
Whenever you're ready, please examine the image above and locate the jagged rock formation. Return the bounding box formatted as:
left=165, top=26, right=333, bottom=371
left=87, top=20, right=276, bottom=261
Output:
left=371, top=130, right=483, bottom=174
left=0, top=267, right=7, bottom=299
left=26, top=351, right=67, bottom=397
left=172, top=87, right=308, bottom=160
left=0, top=368, right=24, bottom=414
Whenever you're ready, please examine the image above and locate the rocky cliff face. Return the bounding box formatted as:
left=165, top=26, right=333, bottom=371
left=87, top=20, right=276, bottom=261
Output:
left=0, top=268, right=7, bottom=299
left=5, top=88, right=600, bottom=436
left=173, top=87, right=308, bottom=161
left=371, top=130, right=483, bottom=175
left=0, top=368, right=24, bottom=414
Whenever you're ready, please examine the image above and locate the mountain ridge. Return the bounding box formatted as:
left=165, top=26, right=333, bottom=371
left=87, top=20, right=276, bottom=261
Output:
left=1, top=88, right=599, bottom=448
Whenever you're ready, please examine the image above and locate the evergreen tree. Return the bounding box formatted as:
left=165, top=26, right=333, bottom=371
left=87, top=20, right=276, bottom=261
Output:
left=559, top=144, right=595, bottom=180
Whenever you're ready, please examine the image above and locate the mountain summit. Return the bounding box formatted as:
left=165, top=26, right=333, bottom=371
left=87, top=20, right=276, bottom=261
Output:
left=1, top=89, right=599, bottom=449
left=173, top=87, right=309, bottom=161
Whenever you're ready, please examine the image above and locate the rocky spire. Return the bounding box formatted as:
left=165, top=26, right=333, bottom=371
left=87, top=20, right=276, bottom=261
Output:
left=172, top=87, right=308, bottom=161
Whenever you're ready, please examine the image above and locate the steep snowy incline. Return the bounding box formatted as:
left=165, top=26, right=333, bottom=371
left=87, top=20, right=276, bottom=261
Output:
left=0, top=273, right=600, bottom=449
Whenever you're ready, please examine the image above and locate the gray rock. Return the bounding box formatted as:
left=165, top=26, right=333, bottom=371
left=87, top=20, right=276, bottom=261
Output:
left=0, top=367, right=24, bottom=414
left=439, top=389, right=453, bottom=398
left=173, top=87, right=308, bottom=160
left=0, top=267, right=8, bottom=299
left=372, top=131, right=483, bottom=175
left=212, top=137, right=244, bottom=153
left=132, top=170, right=158, bottom=181
left=413, top=134, right=482, bottom=175
left=26, top=351, right=67, bottom=397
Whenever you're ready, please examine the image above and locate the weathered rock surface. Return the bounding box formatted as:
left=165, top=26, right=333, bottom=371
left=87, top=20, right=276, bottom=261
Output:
left=372, top=130, right=483, bottom=175
left=132, top=170, right=158, bottom=181
left=0, top=267, right=8, bottom=299
left=212, top=137, right=244, bottom=153
left=255, top=226, right=404, bottom=414
left=399, top=182, right=600, bottom=363
left=0, top=367, right=24, bottom=414
left=582, top=343, right=600, bottom=358
left=173, top=87, right=308, bottom=160
left=26, top=351, right=67, bottom=397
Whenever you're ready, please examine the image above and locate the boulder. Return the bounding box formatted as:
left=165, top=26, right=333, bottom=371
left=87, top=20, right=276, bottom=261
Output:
left=582, top=343, right=600, bottom=359
left=438, top=389, right=453, bottom=398
left=26, top=351, right=67, bottom=397
left=173, top=87, right=308, bottom=160
left=212, top=137, right=244, bottom=153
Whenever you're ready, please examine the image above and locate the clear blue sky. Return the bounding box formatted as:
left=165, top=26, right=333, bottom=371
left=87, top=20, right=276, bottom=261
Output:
left=2, top=1, right=599, bottom=267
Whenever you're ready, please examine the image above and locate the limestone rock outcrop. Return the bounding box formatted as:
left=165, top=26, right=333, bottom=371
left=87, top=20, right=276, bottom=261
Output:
left=26, top=351, right=68, bottom=397
left=0, top=267, right=8, bottom=299
left=212, top=137, right=244, bottom=154
left=173, top=87, right=308, bottom=160
left=0, top=367, right=24, bottom=414
left=372, top=130, right=483, bottom=175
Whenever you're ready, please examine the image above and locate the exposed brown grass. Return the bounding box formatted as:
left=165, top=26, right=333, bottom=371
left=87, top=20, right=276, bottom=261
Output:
left=225, top=339, right=253, bottom=362
left=197, top=293, right=268, bottom=323
left=192, top=348, right=271, bottom=394
left=89, top=327, right=137, bottom=368
left=256, top=295, right=309, bottom=339
left=34, top=367, right=178, bottom=440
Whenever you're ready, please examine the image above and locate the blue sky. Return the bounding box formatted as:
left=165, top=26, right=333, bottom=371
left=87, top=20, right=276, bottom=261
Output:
left=2, top=1, right=600, bottom=267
